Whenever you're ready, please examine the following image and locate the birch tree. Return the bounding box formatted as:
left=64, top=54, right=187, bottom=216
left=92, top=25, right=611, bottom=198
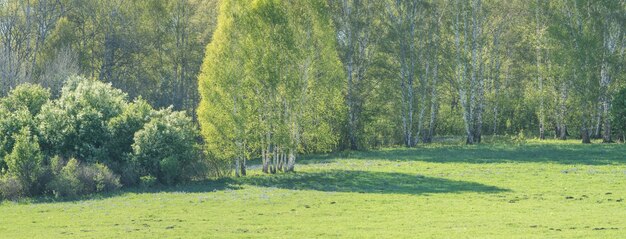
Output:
left=452, top=0, right=486, bottom=144
left=198, top=0, right=342, bottom=176
left=385, top=0, right=424, bottom=147
left=330, top=0, right=377, bottom=150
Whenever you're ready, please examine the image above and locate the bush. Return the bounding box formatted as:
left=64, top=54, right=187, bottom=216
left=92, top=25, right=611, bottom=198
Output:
left=139, top=175, right=158, bottom=188
left=4, top=128, right=45, bottom=195
left=1, top=83, right=51, bottom=116
left=205, top=151, right=232, bottom=178
left=0, top=84, right=48, bottom=173
left=0, top=175, right=25, bottom=200
left=82, top=163, right=122, bottom=193
left=59, top=75, right=127, bottom=120
left=132, top=109, right=200, bottom=185
left=37, top=76, right=128, bottom=161
left=36, top=102, right=75, bottom=156
left=512, top=129, right=527, bottom=145
left=106, top=98, right=153, bottom=171
left=0, top=108, right=34, bottom=168
left=47, top=158, right=81, bottom=197
left=47, top=158, right=121, bottom=198
left=118, top=160, right=141, bottom=186
left=1, top=77, right=207, bottom=198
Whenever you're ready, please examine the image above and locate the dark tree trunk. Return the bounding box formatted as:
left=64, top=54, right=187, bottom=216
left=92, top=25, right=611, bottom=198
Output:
left=240, top=157, right=246, bottom=176
left=602, top=129, right=612, bottom=143
left=581, top=126, right=591, bottom=144
left=559, top=125, right=567, bottom=140
left=603, top=104, right=612, bottom=143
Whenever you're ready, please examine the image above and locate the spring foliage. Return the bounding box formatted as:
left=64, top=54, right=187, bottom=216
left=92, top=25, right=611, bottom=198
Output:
left=0, top=77, right=201, bottom=200
left=198, top=0, right=344, bottom=175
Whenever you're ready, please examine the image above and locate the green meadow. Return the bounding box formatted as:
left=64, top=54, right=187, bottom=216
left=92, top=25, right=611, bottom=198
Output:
left=1, top=140, right=625, bottom=238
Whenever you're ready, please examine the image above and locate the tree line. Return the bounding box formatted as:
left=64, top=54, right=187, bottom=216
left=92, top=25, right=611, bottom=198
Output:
left=326, top=0, right=626, bottom=148
left=1, top=0, right=626, bottom=180
left=0, top=0, right=218, bottom=115
left=200, top=0, right=626, bottom=174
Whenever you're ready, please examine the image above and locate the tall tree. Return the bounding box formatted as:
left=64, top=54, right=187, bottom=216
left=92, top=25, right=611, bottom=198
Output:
left=330, top=0, right=377, bottom=150
left=198, top=0, right=343, bottom=176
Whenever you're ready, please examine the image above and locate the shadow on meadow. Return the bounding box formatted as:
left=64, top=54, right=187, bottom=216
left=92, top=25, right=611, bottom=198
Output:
left=301, top=143, right=625, bottom=165
left=235, top=170, right=508, bottom=195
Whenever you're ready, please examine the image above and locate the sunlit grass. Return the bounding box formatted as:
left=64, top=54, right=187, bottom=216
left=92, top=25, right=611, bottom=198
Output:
left=1, top=141, right=625, bottom=238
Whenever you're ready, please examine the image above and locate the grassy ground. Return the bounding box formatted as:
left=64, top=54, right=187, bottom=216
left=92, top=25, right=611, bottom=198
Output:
left=1, top=140, right=625, bottom=238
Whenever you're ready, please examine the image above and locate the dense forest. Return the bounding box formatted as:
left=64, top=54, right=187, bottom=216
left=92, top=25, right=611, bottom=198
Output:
left=0, top=0, right=625, bottom=195
left=0, top=0, right=218, bottom=112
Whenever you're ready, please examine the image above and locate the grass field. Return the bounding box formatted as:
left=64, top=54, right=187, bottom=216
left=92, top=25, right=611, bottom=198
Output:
left=1, top=140, right=625, bottom=238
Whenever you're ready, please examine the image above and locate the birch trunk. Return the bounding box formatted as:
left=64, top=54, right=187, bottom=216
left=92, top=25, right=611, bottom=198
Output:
left=286, top=149, right=296, bottom=173
left=454, top=0, right=473, bottom=144
left=234, top=156, right=240, bottom=177
left=600, top=20, right=619, bottom=143
left=415, top=61, right=429, bottom=144
left=536, top=0, right=546, bottom=140
left=262, top=148, right=269, bottom=174
left=427, top=57, right=439, bottom=143
left=558, top=81, right=568, bottom=140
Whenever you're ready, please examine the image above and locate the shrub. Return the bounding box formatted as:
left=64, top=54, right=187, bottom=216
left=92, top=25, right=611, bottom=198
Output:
left=0, top=175, right=25, bottom=200
left=0, top=108, right=34, bottom=168
left=512, top=129, right=527, bottom=145
left=47, top=158, right=121, bottom=198
left=118, top=160, right=141, bottom=186
left=106, top=98, right=153, bottom=171
left=132, top=109, right=200, bottom=184
left=37, top=76, right=128, bottom=162
left=1, top=83, right=51, bottom=115
left=47, top=158, right=81, bottom=197
left=36, top=102, right=76, bottom=156
left=4, top=128, right=45, bottom=195
left=80, top=163, right=122, bottom=193
left=139, top=175, right=158, bottom=188
left=49, top=155, right=65, bottom=175
left=59, top=75, right=127, bottom=120
left=1, top=77, right=209, bottom=198
left=205, top=151, right=232, bottom=178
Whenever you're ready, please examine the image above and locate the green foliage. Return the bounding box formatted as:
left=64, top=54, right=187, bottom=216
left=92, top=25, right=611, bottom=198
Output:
left=139, top=175, right=158, bottom=188
left=1, top=0, right=218, bottom=113
left=0, top=175, right=24, bottom=201
left=0, top=108, right=34, bottom=167
left=158, top=157, right=182, bottom=185
left=1, top=84, right=51, bottom=116
left=132, top=109, right=200, bottom=184
left=611, top=88, right=626, bottom=138
left=512, top=129, right=527, bottom=145
left=37, top=76, right=128, bottom=161
left=199, top=148, right=231, bottom=179
left=4, top=128, right=45, bottom=195
left=47, top=158, right=121, bottom=198
left=0, top=77, right=203, bottom=197
left=47, top=158, right=82, bottom=198
left=198, top=0, right=344, bottom=174
left=106, top=98, right=154, bottom=170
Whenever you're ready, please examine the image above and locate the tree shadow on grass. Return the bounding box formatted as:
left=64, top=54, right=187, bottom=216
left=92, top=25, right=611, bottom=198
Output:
left=234, top=170, right=508, bottom=195
left=301, top=143, right=626, bottom=165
